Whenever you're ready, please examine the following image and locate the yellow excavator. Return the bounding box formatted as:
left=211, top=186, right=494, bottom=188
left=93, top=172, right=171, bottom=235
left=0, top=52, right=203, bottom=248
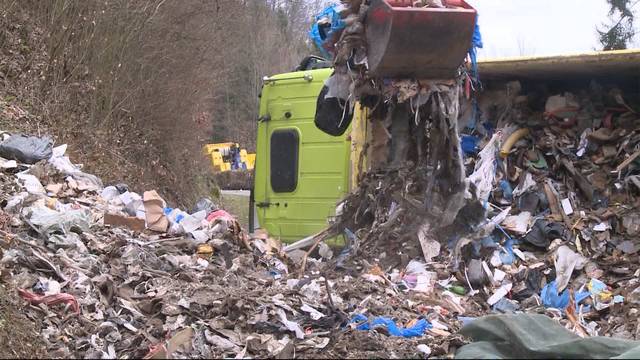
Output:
left=203, top=142, right=256, bottom=172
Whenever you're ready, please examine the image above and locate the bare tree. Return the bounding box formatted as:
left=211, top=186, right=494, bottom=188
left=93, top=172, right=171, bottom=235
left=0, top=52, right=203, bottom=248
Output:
left=1, top=0, right=320, bottom=205
left=516, top=35, right=536, bottom=56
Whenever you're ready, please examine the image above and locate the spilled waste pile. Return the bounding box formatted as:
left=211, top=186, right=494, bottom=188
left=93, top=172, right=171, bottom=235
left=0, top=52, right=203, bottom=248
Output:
left=321, top=78, right=640, bottom=342
left=0, top=131, right=468, bottom=358
left=306, top=0, right=640, bottom=353
left=2, top=97, right=640, bottom=358
left=0, top=1, right=639, bottom=358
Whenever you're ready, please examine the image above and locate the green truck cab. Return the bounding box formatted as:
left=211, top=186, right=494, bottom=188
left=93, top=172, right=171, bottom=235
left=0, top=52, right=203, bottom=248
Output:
left=251, top=67, right=351, bottom=243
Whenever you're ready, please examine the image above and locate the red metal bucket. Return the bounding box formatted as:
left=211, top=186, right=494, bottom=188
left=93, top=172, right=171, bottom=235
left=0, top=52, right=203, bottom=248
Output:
left=365, top=0, right=477, bottom=79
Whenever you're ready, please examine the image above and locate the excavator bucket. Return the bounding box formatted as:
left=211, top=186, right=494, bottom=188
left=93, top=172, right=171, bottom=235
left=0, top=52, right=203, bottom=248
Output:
left=365, top=0, right=477, bottom=79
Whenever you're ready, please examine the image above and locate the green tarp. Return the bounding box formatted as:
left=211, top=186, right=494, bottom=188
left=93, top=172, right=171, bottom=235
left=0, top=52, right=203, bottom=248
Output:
left=455, top=314, right=640, bottom=359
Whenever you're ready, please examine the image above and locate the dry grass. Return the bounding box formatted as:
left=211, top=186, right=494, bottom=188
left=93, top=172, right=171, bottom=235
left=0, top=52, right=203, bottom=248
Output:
left=0, top=0, right=318, bottom=207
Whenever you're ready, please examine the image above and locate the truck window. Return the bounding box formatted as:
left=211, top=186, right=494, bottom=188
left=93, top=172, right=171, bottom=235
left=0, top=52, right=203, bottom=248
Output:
left=270, top=129, right=299, bottom=193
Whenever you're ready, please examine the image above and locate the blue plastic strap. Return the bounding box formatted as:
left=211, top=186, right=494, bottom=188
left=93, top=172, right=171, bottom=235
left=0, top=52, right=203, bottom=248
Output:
left=349, top=314, right=432, bottom=338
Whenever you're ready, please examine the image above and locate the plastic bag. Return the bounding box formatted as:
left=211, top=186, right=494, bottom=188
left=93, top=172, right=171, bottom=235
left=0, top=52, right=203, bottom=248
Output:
left=181, top=210, right=207, bottom=233
left=349, top=314, right=431, bottom=338
left=16, top=173, right=46, bottom=195
left=540, top=280, right=590, bottom=311
left=467, top=16, right=483, bottom=81
left=100, top=186, right=120, bottom=202
left=119, top=191, right=144, bottom=218
left=18, top=289, right=79, bottom=314
left=314, top=84, right=353, bottom=136
left=48, top=233, right=88, bottom=253
left=545, top=93, right=579, bottom=118
left=206, top=209, right=234, bottom=222
left=49, top=144, right=103, bottom=191
left=192, top=197, right=217, bottom=214
left=24, top=206, right=92, bottom=237
left=540, top=280, right=570, bottom=309
left=461, top=135, right=479, bottom=156
left=309, top=4, right=346, bottom=59
left=466, top=133, right=499, bottom=202
left=0, top=134, right=52, bottom=164
left=324, top=72, right=351, bottom=101
left=554, top=245, right=587, bottom=292
left=164, top=207, right=187, bottom=235
left=115, top=183, right=129, bottom=193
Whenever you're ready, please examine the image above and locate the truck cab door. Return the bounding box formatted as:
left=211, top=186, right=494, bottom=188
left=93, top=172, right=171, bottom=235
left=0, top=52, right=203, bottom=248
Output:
left=254, top=69, right=350, bottom=243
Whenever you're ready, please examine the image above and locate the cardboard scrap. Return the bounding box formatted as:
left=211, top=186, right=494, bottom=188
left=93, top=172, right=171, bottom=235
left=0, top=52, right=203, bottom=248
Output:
left=104, top=213, right=146, bottom=232
left=145, top=327, right=194, bottom=359
left=46, top=183, right=64, bottom=195
left=144, top=190, right=169, bottom=232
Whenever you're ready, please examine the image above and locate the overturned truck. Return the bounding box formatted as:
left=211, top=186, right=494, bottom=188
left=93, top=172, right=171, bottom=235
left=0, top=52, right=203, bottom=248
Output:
left=253, top=1, right=640, bottom=338
left=254, top=37, right=640, bottom=249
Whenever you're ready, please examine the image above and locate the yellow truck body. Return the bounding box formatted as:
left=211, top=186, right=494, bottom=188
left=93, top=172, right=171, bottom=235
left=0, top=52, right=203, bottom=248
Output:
left=204, top=142, right=255, bottom=172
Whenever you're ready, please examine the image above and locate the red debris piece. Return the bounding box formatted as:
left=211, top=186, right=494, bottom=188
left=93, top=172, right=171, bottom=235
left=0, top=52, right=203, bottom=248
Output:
left=206, top=209, right=235, bottom=222
left=18, top=288, right=80, bottom=314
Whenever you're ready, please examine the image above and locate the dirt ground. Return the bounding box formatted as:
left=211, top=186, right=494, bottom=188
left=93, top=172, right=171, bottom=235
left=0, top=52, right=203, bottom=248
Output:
left=0, top=284, right=47, bottom=359
left=221, top=191, right=250, bottom=230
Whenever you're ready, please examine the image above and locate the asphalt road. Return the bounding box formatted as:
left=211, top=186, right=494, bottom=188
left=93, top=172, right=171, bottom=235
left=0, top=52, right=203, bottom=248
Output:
left=221, top=190, right=250, bottom=197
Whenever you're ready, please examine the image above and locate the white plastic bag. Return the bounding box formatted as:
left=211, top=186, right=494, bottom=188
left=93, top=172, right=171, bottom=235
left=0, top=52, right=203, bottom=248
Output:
left=49, top=144, right=103, bottom=191
left=16, top=173, right=46, bottom=195
left=24, top=205, right=92, bottom=236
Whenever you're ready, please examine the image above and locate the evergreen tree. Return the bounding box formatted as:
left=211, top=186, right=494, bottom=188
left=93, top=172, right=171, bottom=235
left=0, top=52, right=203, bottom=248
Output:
left=597, top=0, right=636, bottom=50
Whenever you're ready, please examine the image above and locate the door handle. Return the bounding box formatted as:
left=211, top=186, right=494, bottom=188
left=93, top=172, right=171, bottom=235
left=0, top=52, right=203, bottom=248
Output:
left=256, top=202, right=280, bottom=208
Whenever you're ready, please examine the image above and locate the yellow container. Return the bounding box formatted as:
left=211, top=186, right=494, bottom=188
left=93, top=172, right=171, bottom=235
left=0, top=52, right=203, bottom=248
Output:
left=197, top=243, right=214, bottom=258
left=246, top=153, right=256, bottom=170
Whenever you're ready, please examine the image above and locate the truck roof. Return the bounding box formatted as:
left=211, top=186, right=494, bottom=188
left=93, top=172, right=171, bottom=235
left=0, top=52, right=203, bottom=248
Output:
left=267, top=49, right=640, bottom=82
left=263, top=67, right=333, bottom=83
left=478, top=49, right=640, bottom=80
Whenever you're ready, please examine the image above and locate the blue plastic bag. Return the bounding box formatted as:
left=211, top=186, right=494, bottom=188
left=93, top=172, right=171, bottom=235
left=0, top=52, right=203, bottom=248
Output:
left=493, top=226, right=515, bottom=265
left=309, top=4, right=346, bottom=59
left=541, top=281, right=591, bottom=311
left=461, top=135, right=479, bottom=156
left=492, top=298, right=519, bottom=313
left=541, top=281, right=570, bottom=309
left=467, top=16, right=483, bottom=81
left=163, top=207, right=184, bottom=223
left=499, top=180, right=513, bottom=201
left=349, top=314, right=431, bottom=338
left=336, top=228, right=358, bottom=268
left=481, top=236, right=499, bottom=249
left=575, top=291, right=591, bottom=307
left=498, top=238, right=515, bottom=265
